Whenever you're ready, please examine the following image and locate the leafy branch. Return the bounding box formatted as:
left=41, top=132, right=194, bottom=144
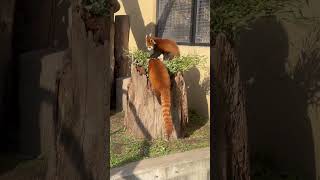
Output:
left=125, top=49, right=207, bottom=76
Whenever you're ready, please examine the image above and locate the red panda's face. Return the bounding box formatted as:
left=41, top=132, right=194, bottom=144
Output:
left=145, top=34, right=155, bottom=51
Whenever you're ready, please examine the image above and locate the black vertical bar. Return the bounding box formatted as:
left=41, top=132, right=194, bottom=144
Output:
left=49, top=0, right=56, bottom=48
left=155, top=0, right=159, bottom=36
left=191, top=0, right=198, bottom=44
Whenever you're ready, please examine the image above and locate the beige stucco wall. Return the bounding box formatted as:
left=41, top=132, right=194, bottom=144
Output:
left=115, top=0, right=210, bottom=118
left=114, top=0, right=157, bottom=50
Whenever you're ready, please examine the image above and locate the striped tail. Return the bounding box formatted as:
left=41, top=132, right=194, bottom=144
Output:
left=160, top=88, right=173, bottom=139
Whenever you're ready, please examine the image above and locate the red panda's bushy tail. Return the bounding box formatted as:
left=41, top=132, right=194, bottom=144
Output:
left=160, top=88, right=173, bottom=139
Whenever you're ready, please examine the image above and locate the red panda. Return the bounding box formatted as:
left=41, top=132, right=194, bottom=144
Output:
left=145, top=34, right=180, bottom=60
left=148, top=58, right=173, bottom=140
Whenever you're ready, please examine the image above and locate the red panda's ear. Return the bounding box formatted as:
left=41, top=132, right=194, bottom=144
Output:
left=149, top=33, right=152, bottom=37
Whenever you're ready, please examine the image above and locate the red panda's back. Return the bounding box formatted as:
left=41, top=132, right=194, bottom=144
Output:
left=148, top=58, right=170, bottom=91
left=155, top=39, right=180, bottom=56
left=148, top=58, right=173, bottom=139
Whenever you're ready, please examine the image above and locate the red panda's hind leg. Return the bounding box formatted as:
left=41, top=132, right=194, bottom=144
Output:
left=147, top=78, right=152, bottom=90
left=154, top=91, right=161, bottom=105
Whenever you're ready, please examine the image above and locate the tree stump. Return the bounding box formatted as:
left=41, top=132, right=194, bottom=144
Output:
left=124, top=65, right=189, bottom=140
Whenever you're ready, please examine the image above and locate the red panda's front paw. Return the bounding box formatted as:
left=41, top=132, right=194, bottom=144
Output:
left=164, top=138, right=169, bottom=142
left=164, top=134, right=170, bottom=142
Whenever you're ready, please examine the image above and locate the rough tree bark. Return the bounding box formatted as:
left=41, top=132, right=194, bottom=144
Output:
left=48, top=1, right=120, bottom=179
left=212, top=33, right=251, bottom=180
left=124, top=65, right=189, bottom=140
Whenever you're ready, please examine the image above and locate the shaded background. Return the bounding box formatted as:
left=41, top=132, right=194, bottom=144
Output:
left=234, top=0, right=320, bottom=178
left=236, top=16, right=317, bottom=179
left=0, top=0, right=69, bottom=154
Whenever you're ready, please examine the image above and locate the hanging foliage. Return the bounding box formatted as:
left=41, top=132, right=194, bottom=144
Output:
left=82, top=0, right=120, bottom=16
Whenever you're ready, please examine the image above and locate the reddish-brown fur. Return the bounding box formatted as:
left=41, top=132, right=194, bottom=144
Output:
left=148, top=58, right=173, bottom=140
left=146, top=35, right=180, bottom=60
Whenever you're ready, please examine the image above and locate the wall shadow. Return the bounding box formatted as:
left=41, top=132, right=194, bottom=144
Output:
left=236, top=16, right=316, bottom=179
left=109, top=101, right=152, bottom=178
left=121, top=0, right=173, bottom=50
left=184, top=67, right=209, bottom=118
left=18, top=49, right=62, bottom=158
left=121, top=0, right=149, bottom=50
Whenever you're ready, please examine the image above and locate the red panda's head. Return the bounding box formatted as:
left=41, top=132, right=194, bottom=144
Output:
left=145, top=33, right=156, bottom=51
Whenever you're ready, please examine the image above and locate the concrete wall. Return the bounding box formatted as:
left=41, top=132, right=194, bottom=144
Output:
left=235, top=0, right=320, bottom=178
left=114, top=0, right=210, bottom=118
left=19, top=49, right=64, bottom=157
left=110, top=147, right=210, bottom=180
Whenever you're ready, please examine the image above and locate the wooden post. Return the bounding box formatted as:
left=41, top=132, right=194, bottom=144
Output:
left=114, top=15, right=130, bottom=78
left=108, top=20, right=116, bottom=109
left=124, top=65, right=189, bottom=140
left=50, top=1, right=120, bottom=179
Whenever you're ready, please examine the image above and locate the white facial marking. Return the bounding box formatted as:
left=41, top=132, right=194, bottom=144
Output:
left=159, top=54, right=164, bottom=60
left=147, top=46, right=153, bottom=51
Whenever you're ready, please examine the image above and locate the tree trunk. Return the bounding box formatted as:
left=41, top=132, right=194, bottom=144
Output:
left=124, top=65, right=188, bottom=140
left=114, top=15, right=130, bottom=78
left=48, top=1, right=120, bottom=179
left=212, top=33, right=251, bottom=180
